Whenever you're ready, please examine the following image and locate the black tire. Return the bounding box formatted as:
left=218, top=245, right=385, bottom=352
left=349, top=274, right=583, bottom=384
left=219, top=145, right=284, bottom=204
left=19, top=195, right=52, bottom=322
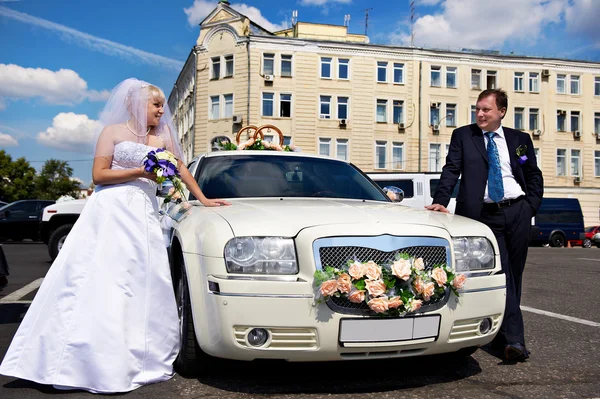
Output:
left=583, top=238, right=592, bottom=248
left=173, top=254, right=212, bottom=377
left=549, top=233, right=565, bottom=248
left=48, top=224, right=73, bottom=260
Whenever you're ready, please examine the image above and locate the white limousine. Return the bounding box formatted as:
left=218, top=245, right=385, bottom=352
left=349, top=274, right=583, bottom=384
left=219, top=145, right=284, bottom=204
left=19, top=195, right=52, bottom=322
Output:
left=163, top=150, right=506, bottom=375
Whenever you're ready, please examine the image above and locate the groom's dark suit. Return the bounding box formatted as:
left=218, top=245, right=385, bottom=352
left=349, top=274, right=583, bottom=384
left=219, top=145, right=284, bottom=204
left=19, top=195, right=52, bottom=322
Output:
left=433, top=123, right=543, bottom=348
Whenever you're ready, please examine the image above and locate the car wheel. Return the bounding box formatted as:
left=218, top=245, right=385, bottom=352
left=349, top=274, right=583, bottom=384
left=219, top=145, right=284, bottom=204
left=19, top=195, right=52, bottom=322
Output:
left=48, top=224, right=73, bottom=260
left=583, top=238, right=592, bottom=248
left=549, top=233, right=565, bottom=248
left=173, top=253, right=212, bottom=377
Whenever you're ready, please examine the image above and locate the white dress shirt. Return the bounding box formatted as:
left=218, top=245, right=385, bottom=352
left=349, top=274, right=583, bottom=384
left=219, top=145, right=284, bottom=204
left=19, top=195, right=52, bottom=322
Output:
left=482, top=126, right=525, bottom=203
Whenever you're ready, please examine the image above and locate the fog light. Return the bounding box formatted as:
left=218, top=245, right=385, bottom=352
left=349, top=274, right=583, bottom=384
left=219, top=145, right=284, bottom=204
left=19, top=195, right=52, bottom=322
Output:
left=247, top=328, right=269, bottom=347
left=479, top=318, right=493, bottom=335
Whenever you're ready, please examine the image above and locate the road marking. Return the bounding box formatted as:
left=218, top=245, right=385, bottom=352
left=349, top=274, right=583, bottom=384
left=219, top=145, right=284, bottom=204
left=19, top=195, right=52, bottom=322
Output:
left=0, top=278, right=43, bottom=303
left=521, top=305, right=600, bottom=327
left=577, top=258, right=600, bottom=262
left=0, top=300, right=32, bottom=305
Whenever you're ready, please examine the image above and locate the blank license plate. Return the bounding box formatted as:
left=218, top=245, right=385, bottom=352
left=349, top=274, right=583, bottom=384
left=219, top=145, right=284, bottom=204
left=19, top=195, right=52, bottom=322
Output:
left=339, top=315, right=440, bottom=343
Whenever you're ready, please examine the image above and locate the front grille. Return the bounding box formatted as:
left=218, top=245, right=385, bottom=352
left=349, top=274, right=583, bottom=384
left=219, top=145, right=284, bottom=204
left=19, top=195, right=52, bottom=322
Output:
left=319, top=244, right=449, bottom=315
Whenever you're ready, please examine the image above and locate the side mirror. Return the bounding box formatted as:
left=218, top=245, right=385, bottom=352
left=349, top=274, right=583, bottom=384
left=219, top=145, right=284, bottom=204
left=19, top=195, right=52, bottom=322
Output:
left=383, top=186, right=404, bottom=203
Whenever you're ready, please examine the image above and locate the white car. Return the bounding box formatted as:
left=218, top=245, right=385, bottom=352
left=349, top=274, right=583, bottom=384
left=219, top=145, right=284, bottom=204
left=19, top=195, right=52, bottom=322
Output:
left=165, top=151, right=506, bottom=375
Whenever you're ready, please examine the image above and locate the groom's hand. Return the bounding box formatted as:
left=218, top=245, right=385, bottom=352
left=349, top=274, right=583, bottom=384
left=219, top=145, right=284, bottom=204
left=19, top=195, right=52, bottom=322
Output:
left=425, top=203, right=449, bottom=213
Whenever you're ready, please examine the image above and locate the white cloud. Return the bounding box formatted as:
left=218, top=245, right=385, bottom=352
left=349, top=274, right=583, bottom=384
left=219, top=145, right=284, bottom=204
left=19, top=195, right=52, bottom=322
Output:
left=184, top=1, right=287, bottom=32
left=299, top=0, right=351, bottom=5
left=0, top=132, right=18, bottom=147
left=37, top=113, right=101, bottom=153
left=0, top=6, right=183, bottom=71
left=0, top=64, right=110, bottom=106
left=390, top=0, right=565, bottom=50
left=565, top=0, right=600, bottom=43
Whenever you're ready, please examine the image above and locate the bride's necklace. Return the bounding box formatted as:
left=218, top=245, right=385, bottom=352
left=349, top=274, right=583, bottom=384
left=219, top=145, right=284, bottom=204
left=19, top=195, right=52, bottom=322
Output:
left=126, top=120, right=151, bottom=137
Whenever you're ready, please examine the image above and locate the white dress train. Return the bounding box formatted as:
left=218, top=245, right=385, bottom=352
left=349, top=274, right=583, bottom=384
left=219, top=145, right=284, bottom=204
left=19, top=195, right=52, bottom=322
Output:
left=0, top=142, right=180, bottom=394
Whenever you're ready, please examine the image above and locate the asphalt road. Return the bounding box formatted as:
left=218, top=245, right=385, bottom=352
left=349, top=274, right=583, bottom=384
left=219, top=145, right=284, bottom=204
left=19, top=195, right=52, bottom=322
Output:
left=1, top=243, right=599, bottom=399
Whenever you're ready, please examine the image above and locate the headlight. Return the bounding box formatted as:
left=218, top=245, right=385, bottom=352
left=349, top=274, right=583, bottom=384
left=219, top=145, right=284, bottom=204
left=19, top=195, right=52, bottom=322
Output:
left=452, top=237, right=495, bottom=274
left=224, top=237, right=298, bottom=274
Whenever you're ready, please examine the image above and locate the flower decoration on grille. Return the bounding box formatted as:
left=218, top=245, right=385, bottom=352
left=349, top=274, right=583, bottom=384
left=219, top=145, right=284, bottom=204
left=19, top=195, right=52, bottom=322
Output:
left=313, top=253, right=466, bottom=317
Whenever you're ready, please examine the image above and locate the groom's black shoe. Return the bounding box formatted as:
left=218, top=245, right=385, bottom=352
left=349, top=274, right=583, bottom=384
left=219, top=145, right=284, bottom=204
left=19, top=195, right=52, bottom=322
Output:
left=0, top=276, right=7, bottom=287
left=504, top=343, right=530, bottom=362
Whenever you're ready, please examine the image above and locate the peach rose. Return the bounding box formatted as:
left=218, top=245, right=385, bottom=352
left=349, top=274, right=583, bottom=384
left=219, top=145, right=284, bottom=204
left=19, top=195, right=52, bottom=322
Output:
left=365, top=279, right=387, bottom=297
left=413, top=257, right=425, bottom=271
left=365, top=261, right=382, bottom=280
left=319, top=280, right=339, bottom=296
left=388, top=296, right=404, bottom=309
left=368, top=297, right=389, bottom=313
left=413, top=276, right=425, bottom=295
left=348, top=261, right=365, bottom=280
left=348, top=289, right=366, bottom=303
left=409, top=299, right=423, bottom=312
left=431, top=267, right=448, bottom=287
left=337, top=273, right=353, bottom=294
left=452, top=274, right=467, bottom=290
left=422, top=282, right=435, bottom=301
left=391, top=259, right=411, bottom=281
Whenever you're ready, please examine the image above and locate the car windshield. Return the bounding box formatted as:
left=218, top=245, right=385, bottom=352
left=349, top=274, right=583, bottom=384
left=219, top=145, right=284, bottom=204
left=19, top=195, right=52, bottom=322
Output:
left=197, top=154, right=388, bottom=201
left=585, top=226, right=595, bottom=232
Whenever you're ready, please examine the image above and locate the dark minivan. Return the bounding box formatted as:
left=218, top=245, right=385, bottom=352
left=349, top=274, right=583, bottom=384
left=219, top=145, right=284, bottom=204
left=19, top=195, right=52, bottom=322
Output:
left=529, top=198, right=585, bottom=247
left=0, top=200, right=55, bottom=241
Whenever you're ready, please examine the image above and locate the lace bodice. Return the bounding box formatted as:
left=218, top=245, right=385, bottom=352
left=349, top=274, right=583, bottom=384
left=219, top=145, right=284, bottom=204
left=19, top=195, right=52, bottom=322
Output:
left=111, top=141, right=157, bottom=170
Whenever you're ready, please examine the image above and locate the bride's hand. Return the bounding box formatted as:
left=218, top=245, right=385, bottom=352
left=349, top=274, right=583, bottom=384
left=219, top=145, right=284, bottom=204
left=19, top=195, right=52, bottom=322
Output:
left=201, top=198, right=231, bottom=207
left=138, top=166, right=157, bottom=181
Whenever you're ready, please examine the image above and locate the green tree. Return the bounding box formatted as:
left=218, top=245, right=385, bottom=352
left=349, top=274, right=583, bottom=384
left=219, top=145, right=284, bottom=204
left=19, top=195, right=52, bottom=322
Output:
left=34, top=159, right=80, bottom=200
left=0, top=150, right=37, bottom=202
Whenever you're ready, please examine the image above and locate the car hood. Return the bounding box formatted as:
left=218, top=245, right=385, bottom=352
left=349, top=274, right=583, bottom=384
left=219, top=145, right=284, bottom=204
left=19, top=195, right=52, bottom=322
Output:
left=205, top=198, right=490, bottom=238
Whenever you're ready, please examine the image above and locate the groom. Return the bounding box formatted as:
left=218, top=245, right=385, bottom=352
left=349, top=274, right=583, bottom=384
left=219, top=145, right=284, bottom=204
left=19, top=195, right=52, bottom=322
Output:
left=426, top=89, right=543, bottom=362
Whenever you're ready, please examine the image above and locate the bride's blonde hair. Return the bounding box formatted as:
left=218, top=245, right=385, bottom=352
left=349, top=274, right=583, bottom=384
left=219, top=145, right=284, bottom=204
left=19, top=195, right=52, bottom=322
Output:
left=147, top=84, right=166, bottom=103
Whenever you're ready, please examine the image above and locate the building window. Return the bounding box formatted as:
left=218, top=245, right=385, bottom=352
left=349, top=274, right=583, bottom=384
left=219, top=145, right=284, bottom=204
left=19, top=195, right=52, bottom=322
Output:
left=446, top=66, right=457, bottom=88
left=570, top=75, right=580, bottom=95
left=393, top=100, right=404, bottom=124
left=557, top=74, right=566, bottom=94
left=263, top=53, right=275, bottom=75
left=430, top=103, right=440, bottom=126
left=487, top=70, right=497, bottom=89
left=557, top=149, right=566, bottom=176
left=429, top=143, right=442, bottom=172
left=375, top=141, right=387, bottom=169
left=471, top=105, right=476, bottom=124
left=514, top=107, right=524, bottom=130
left=557, top=110, right=566, bottom=132
left=320, top=57, right=332, bottom=79
left=337, top=96, right=348, bottom=120
left=514, top=72, right=524, bottom=92
left=446, top=103, right=456, bottom=126
left=394, top=63, right=404, bottom=84
left=376, top=99, right=388, bottom=123
left=338, top=58, right=349, bottom=80
left=262, top=92, right=274, bottom=117
left=336, top=139, right=348, bottom=161
left=377, top=61, right=387, bottom=82
left=224, top=55, right=234, bottom=78
left=595, top=112, right=600, bottom=135
left=595, top=77, right=600, bottom=96
left=571, top=149, right=581, bottom=177
left=319, top=138, right=331, bottom=156
left=280, top=93, right=292, bottom=117
left=529, top=108, right=539, bottom=130
left=211, top=57, right=220, bottom=80
left=471, top=69, right=481, bottom=89
left=529, top=72, right=539, bottom=93
left=570, top=111, right=580, bottom=132
left=223, top=94, right=233, bottom=118
left=392, top=142, right=404, bottom=170
left=319, top=95, right=331, bottom=119
left=430, top=65, right=441, bottom=87
left=281, top=54, right=292, bottom=77
left=595, top=150, right=600, bottom=177
left=210, top=95, right=220, bottom=119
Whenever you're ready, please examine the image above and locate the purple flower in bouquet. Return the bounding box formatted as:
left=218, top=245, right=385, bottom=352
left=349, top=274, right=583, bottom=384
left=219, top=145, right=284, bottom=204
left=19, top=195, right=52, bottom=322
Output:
left=142, top=148, right=188, bottom=205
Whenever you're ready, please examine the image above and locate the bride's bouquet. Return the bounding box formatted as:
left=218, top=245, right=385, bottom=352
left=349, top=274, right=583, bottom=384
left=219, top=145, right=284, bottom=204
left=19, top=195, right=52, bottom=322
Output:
left=142, top=148, right=187, bottom=205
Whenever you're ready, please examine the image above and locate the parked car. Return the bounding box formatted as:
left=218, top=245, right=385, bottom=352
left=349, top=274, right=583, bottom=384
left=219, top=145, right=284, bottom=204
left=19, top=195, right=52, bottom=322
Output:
left=0, top=201, right=8, bottom=207
left=592, top=232, right=600, bottom=248
left=40, top=199, right=87, bottom=259
left=529, top=198, right=585, bottom=247
left=0, top=200, right=55, bottom=241
left=584, top=227, right=600, bottom=248
left=163, top=151, right=506, bottom=376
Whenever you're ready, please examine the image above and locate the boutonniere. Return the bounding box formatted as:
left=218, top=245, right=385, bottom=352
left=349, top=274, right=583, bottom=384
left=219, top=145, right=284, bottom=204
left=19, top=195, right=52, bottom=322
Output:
left=516, top=145, right=528, bottom=165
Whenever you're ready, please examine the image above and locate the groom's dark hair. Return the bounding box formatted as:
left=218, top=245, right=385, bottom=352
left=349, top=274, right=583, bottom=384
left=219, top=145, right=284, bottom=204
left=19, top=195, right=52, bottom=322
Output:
left=478, top=88, right=508, bottom=112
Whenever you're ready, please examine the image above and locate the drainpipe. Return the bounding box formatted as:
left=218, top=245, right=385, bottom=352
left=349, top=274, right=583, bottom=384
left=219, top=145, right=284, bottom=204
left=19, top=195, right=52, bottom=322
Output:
left=418, top=60, right=422, bottom=172
left=246, top=37, right=251, bottom=125
left=192, top=47, right=197, bottom=157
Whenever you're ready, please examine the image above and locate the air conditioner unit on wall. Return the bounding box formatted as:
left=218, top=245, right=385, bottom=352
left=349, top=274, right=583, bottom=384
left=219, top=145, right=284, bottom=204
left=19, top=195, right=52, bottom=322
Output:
left=339, top=118, right=347, bottom=126
left=574, top=176, right=581, bottom=183
left=264, top=74, right=274, bottom=81
left=573, top=130, right=581, bottom=138
left=532, top=129, right=541, bottom=136
left=232, top=114, right=243, bottom=124
left=542, top=69, right=551, bottom=77
left=398, top=123, right=405, bottom=129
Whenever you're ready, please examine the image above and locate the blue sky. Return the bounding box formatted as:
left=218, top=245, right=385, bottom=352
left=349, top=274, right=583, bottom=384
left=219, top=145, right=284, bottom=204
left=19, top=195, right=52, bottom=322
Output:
left=1, top=0, right=599, bottom=186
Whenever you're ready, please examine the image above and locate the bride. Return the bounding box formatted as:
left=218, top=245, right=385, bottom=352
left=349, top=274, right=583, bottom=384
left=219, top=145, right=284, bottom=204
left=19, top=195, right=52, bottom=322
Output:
left=0, top=78, right=229, bottom=393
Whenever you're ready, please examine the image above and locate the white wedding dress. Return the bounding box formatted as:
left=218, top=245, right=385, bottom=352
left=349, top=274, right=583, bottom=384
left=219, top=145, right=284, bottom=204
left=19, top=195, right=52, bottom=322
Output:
left=0, top=141, right=180, bottom=393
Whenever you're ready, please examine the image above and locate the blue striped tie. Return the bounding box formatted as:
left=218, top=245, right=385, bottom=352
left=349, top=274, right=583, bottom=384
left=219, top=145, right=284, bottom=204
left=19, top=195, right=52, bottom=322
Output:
left=485, top=132, right=504, bottom=203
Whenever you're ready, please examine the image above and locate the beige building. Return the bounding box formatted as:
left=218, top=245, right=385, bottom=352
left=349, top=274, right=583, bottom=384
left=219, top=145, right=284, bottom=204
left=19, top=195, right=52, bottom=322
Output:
left=169, top=1, right=600, bottom=225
